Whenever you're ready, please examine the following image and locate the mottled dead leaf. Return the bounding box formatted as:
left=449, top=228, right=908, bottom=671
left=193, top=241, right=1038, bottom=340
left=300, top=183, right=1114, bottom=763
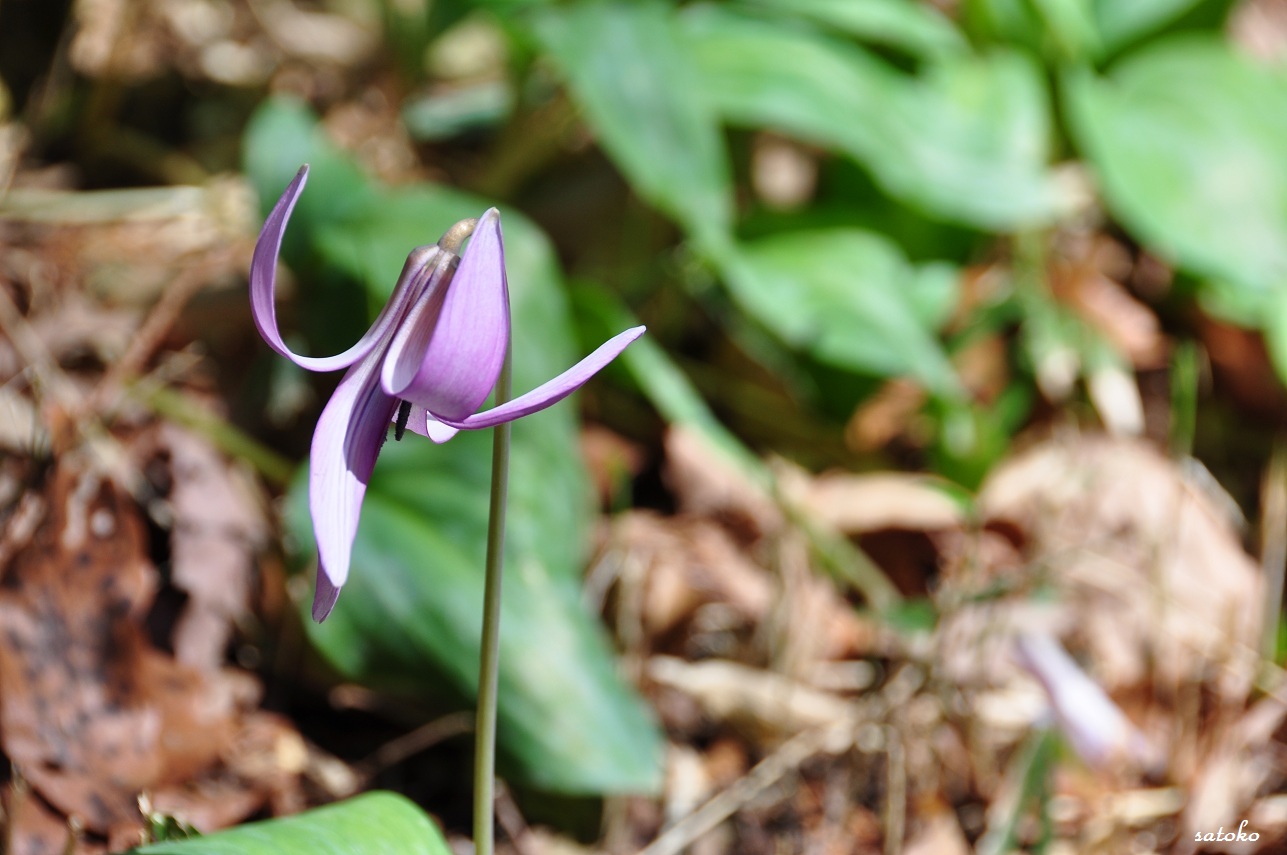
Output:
left=0, top=459, right=303, bottom=842
left=142, top=423, right=266, bottom=670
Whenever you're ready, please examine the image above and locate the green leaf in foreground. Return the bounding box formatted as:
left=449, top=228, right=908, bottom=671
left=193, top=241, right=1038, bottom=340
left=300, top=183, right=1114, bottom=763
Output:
left=1066, top=37, right=1287, bottom=298
left=132, top=792, right=450, bottom=855
left=715, top=229, right=964, bottom=399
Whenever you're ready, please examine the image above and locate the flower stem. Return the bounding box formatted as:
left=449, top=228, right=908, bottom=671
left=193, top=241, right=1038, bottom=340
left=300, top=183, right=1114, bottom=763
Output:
left=473, top=334, right=512, bottom=855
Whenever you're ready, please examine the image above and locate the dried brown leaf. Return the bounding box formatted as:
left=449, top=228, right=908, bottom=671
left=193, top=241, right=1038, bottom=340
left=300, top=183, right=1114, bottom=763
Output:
left=901, top=810, right=970, bottom=855
left=788, top=472, right=965, bottom=534
left=664, top=427, right=780, bottom=538
left=646, top=656, right=854, bottom=741
left=0, top=461, right=297, bottom=837
left=150, top=423, right=266, bottom=669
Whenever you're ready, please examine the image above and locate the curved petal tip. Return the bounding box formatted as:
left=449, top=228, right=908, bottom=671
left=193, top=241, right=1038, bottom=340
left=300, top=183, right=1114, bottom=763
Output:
left=438, top=324, right=645, bottom=430
left=312, top=568, right=341, bottom=622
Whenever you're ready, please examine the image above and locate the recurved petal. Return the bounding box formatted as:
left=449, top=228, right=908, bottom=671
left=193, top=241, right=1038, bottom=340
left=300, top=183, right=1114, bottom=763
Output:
left=388, top=208, right=510, bottom=421
left=251, top=163, right=440, bottom=373
left=308, top=351, right=398, bottom=621
left=437, top=326, right=645, bottom=430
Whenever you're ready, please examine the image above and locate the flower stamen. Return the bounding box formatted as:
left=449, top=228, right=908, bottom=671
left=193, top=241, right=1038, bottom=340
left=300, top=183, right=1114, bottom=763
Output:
left=393, top=399, right=413, bottom=441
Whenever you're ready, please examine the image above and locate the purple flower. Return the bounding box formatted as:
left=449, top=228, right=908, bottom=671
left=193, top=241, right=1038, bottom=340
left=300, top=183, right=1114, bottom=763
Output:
left=1013, top=633, right=1156, bottom=772
left=251, top=165, right=645, bottom=621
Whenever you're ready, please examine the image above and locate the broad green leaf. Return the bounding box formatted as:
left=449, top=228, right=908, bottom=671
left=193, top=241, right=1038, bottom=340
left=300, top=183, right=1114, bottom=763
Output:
left=291, top=440, right=663, bottom=793
left=1092, top=0, right=1205, bottom=51
left=402, top=82, right=513, bottom=141
left=683, top=8, right=1068, bottom=229
left=532, top=0, right=733, bottom=243
left=962, top=0, right=1100, bottom=60
left=244, top=99, right=663, bottom=793
left=960, top=0, right=1045, bottom=52
left=132, top=792, right=450, bottom=855
left=739, top=0, right=967, bottom=60
left=1029, top=0, right=1100, bottom=60
left=716, top=229, right=964, bottom=398
left=243, top=97, right=375, bottom=232
left=1066, top=37, right=1287, bottom=297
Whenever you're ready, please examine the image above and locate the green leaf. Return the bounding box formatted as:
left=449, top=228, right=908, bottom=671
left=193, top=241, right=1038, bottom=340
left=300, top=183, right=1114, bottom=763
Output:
left=738, top=0, right=967, bottom=60
left=244, top=99, right=664, bottom=793
left=1029, top=0, right=1101, bottom=60
left=532, top=0, right=733, bottom=243
left=243, top=96, right=376, bottom=231
left=1092, top=0, right=1206, bottom=51
left=132, top=793, right=450, bottom=855
left=715, top=229, right=964, bottom=398
left=684, top=8, right=1068, bottom=229
left=963, top=0, right=1101, bottom=60
left=1066, top=37, right=1287, bottom=297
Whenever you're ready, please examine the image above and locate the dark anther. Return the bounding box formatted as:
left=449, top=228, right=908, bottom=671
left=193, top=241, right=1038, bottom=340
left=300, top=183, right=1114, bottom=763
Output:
left=394, top=400, right=413, bottom=441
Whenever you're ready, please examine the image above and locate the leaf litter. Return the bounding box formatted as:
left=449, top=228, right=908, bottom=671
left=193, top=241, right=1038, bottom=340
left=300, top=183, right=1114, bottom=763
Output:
left=0, top=171, right=308, bottom=851
left=581, top=427, right=1286, bottom=854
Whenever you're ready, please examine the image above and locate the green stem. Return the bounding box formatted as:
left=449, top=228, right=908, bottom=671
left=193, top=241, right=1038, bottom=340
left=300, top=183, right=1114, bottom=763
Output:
left=473, top=339, right=512, bottom=855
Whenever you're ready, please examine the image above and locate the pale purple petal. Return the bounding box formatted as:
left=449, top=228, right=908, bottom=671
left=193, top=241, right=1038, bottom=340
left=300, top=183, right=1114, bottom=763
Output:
left=308, top=350, right=398, bottom=620
left=384, top=208, right=510, bottom=420
left=381, top=253, right=454, bottom=397
left=436, top=326, right=645, bottom=430
left=251, top=163, right=441, bottom=373
left=1014, top=633, right=1154, bottom=770
left=424, top=413, right=460, bottom=443
left=312, top=568, right=341, bottom=622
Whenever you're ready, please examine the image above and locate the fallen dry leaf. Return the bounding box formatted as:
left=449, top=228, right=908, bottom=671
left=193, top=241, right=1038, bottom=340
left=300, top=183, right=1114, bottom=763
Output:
left=0, top=463, right=219, bottom=834
left=901, top=809, right=970, bottom=855
left=646, top=656, right=853, bottom=741
left=664, top=427, right=780, bottom=539
left=786, top=471, right=965, bottom=535
left=0, top=458, right=305, bottom=843
left=143, top=422, right=267, bottom=670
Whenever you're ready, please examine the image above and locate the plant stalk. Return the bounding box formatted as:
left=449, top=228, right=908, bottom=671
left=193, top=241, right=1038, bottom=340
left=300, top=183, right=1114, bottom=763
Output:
left=473, top=338, right=512, bottom=855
